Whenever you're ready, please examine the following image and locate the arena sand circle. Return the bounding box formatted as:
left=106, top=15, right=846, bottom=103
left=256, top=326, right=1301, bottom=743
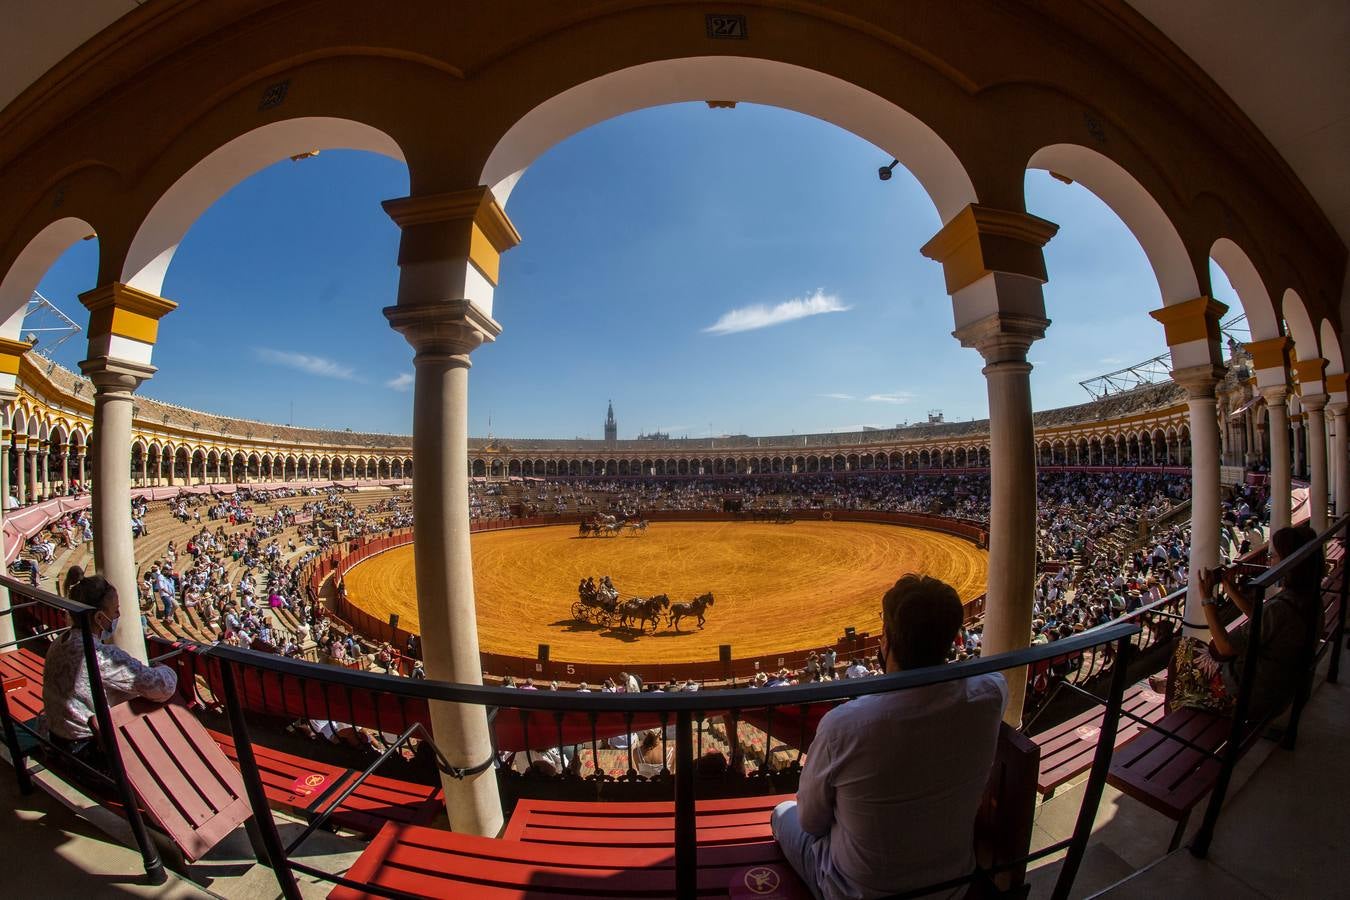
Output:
left=342, top=520, right=987, bottom=665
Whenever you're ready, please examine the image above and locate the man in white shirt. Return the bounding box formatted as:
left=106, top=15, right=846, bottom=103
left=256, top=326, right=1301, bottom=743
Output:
left=772, top=574, right=1007, bottom=900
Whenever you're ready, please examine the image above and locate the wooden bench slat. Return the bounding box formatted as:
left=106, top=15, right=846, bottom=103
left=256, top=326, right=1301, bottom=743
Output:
left=332, top=825, right=784, bottom=899
left=519, top=809, right=775, bottom=832
left=517, top=823, right=774, bottom=847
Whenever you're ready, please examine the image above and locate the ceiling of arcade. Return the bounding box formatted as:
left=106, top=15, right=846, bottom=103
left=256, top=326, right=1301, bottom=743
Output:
left=0, top=1, right=1345, bottom=364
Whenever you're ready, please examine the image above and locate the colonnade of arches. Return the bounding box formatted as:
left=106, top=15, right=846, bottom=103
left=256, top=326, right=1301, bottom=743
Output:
left=125, top=442, right=411, bottom=488
left=0, top=2, right=1344, bottom=834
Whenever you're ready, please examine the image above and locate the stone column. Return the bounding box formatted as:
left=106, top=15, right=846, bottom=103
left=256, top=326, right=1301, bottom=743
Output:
left=37, top=443, right=49, bottom=499
left=1293, top=416, right=1305, bottom=478
left=26, top=447, right=37, bottom=503
left=1295, top=358, right=1330, bottom=530
left=80, top=283, right=177, bottom=662
left=0, top=390, right=19, bottom=652
left=1328, top=373, right=1350, bottom=519
left=922, top=204, right=1058, bottom=725
left=1248, top=339, right=1293, bottom=531
left=75, top=445, right=86, bottom=490
left=140, top=452, right=148, bottom=488
left=1304, top=395, right=1329, bottom=530
left=1264, top=388, right=1293, bottom=530
left=11, top=440, right=23, bottom=505
left=1152, top=297, right=1228, bottom=639
left=383, top=186, right=522, bottom=834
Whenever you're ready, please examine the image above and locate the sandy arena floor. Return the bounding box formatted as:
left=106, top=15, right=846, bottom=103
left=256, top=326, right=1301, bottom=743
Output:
left=342, top=520, right=987, bottom=665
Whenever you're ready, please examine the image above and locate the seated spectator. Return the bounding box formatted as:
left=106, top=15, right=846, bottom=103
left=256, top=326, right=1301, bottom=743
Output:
left=1197, top=523, right=1322, bottom=722
left=41, top=576, right=178, bottom=769
left=772, top=574, right=1006, bottom=900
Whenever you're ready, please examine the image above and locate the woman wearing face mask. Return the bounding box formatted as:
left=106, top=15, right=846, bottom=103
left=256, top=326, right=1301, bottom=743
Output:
left=41, top=575, right=179, bottom=768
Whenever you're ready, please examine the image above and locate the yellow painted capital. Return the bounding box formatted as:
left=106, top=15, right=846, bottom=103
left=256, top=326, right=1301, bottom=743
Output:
left=1293, top=357, right=1327, bottom=385
left=920, top=205, right=1059, bottom=295
left=79, top=283, right=178, bottom=344
left=0, top=336, right=34, bottom=376
left=383, top=187, right=521, bottom=287
left=1325, top=372, right=1347, bottom=394
left=1244, top=335, right=1291, bottom=372
left=1148, top=296, right=1228, bottom=347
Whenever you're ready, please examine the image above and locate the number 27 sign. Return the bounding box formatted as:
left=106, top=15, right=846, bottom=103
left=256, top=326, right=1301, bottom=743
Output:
left=706, top=14, right=748, bottom=39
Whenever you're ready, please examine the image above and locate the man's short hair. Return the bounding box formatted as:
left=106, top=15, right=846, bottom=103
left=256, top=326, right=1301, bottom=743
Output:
left=881, top=574, right=963, bottom=670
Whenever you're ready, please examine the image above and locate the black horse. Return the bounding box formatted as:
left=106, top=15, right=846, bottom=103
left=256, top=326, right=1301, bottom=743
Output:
left=619, top=594, right=669, bottom=633
left=667, top=592, right=714, bottom=631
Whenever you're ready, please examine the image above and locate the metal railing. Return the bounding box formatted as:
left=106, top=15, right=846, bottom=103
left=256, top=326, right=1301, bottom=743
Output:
left=200, top=622, right=1140, bottom=900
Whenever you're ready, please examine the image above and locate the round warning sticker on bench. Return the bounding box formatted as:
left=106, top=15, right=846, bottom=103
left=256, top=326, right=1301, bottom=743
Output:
left=1076, top=726, right=1101, bottom=740
left=730, top=864, right=810, bottom=898
left=291, top=772, right=329, bottom=797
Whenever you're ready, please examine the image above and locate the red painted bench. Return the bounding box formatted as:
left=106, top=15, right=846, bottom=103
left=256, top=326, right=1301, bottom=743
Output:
left=1030, top=680, right=1166, bottom=799
left=212, top=729, right=442, bottom=837
left=503, top=795, right=783, bottom=847
left=331, top=826, right=798, bottom=899
left=333, top=723, right=1039, bottom=899
left=110, top=698, right=253, bottom=861
left=0, top=647, right=45, bottom=722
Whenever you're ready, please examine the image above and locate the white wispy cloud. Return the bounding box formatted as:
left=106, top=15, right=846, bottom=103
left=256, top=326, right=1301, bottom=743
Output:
left=255, top=347, right=361, bottom=382
left=386, top=372, right=414, bottom=391
left=819, top=392, right=855, bottom=400
left=703, top=289, right=850, bottom=335
left=866, top=391, right=914, bottom=404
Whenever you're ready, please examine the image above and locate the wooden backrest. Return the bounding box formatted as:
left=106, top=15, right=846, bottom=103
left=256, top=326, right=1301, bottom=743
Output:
left=109, top=698, right=252, bottom=861
left=971, top=722, right=1040, bottom=896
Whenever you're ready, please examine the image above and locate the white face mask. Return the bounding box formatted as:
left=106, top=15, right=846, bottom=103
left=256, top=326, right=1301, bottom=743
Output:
left=99, top=614, right=120, bottom=643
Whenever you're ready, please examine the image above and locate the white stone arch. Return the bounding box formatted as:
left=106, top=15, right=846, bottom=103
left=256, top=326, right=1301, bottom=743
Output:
left=483, top=57, right=977, bottom=222
left=122, top=117, right=407, bottom=294
left=1320, top=319, right=1344, bottom=376
left=1026, top=144, right=1198, bottom=306
left=1283, top=289, right=1320, bottom=363
left=1210, top=238, right=1281, bottom=341
left=0, top=217, right=97, bottom=332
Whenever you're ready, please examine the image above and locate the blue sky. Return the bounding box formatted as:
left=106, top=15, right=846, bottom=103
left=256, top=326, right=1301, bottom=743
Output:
left=33, top=103, right=1241, bottom=438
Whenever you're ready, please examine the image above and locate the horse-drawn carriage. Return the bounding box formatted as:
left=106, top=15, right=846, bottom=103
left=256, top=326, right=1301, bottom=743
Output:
left=578, top=513, right=649, bottom=537
left=571, top=577, right=711, bottom=634
left=571, top=577, right=674, bottom=632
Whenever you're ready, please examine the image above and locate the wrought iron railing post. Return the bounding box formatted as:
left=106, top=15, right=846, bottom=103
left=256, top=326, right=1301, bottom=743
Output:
left=1052, top=636, right=1132, bottom=900
left=673, top=708, right=696, bottom=900
left=76, top=609, right=166, bottom=885
left=219, top=655, right=302, bottom=899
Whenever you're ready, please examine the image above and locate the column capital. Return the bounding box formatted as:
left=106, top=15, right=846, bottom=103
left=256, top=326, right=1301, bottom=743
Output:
left=78, top=356, right=157, bottom=395
left=1301, top=391, right=1328, bottom=413
left=384, top=187, right=521, bottom=288
left=953, top=312, right=1048, bottom=366
left=1293, top=356, right=1328, bottom=390
left=1169, top=362, right=1226, bottom=400
left=1260, top=383, right=1291, bottom=407
left=79, top=282, right=176, bottom=371
left=384, top=299, right=502, bottom=361
left=1149, top=296, right=1228, bottom=346
left=1327, top=400, right=1349, bottom=417
left=1325, top=372, right=1348, bottom=397
left=1245, top=335, right=1291, bottom=371
left=920, top=205, right=1058, bottom=295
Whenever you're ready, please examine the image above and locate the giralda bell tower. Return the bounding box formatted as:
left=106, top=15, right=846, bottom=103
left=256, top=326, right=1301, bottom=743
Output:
left=604, top=401, right=617, bottom=444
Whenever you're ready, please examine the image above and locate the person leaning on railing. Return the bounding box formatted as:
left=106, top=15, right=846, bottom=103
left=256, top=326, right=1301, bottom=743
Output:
left=771, top=574, right=1007, bottom=900
left=40, top=575, right=179, bottom=770
left=1197, top=523, right=1322, bottom=723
